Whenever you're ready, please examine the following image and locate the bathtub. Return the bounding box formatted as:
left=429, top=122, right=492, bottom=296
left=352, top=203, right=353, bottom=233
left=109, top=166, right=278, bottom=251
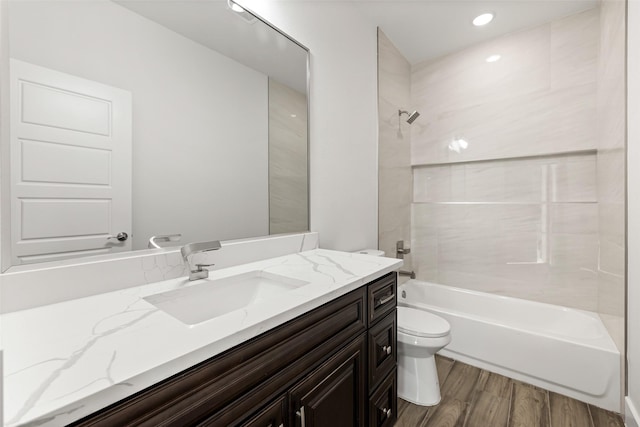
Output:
left=399, top=279, right=621, bottom=412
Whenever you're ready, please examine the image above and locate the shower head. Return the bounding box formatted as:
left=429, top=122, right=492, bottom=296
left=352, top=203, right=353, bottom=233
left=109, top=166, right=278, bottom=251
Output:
left=399, top=109, right=420, bottom=124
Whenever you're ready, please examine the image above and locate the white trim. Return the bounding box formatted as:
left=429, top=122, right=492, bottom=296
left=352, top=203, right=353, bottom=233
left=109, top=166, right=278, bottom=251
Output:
left=626, top=397, right=640, bottom=427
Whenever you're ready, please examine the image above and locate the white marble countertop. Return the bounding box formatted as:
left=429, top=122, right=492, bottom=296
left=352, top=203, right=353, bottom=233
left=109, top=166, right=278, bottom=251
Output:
left=2, top=249, right=402, bottom=427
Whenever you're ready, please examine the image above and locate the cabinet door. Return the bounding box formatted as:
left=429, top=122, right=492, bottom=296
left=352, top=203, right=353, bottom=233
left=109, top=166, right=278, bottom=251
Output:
left=368, top=311, right=397, bottom=393
left=369, top=370, right=397, bottom=427
left=289, top=335, right=366, bottom=427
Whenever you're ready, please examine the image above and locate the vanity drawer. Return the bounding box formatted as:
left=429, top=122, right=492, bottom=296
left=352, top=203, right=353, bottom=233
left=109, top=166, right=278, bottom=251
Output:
left=368, top=369, right=397, bottom=427
left=240, top=395, right=287, bottom=427
left=199, top=393, right=288, bottom=427
left=367, top=272, right=397, bottom=325
left=368, top=310, right=396, bottom=393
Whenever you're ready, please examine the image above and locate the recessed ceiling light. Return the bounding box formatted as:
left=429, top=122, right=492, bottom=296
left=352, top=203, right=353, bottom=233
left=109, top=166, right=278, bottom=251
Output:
left=473, top=13, right=494, bottom=26
left=486, top=54, right=501, bottom=63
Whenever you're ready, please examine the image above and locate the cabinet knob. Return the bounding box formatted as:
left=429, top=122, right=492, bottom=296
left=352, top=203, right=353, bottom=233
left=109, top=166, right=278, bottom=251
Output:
left=381, top=407, right=393, bottom=418
left=382, top=345, right=392, bottom=355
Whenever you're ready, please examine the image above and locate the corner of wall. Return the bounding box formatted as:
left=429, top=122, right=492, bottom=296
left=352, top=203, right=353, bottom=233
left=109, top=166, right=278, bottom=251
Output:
left=0, top=0, right=11, bottom=271
left=627, top=397, right=640, bottom=427
left=627, top=0, right=640, bottom=419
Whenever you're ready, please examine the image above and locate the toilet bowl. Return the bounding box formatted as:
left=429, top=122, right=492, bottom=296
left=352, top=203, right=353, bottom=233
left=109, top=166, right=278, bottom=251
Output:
left=397, top=306, right=451, bottom=406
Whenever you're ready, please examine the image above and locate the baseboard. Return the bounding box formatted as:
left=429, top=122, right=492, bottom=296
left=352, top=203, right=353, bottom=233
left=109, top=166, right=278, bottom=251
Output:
left=627, top=397, right=640, bottom=427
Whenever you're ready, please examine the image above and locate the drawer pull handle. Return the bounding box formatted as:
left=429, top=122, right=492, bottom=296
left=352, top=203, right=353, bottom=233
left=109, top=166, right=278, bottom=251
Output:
left=296, top=406, right=306, bottom=427
left=376, top=294, right=395, bottom=306
left=382, top=345, right=392, bottom=355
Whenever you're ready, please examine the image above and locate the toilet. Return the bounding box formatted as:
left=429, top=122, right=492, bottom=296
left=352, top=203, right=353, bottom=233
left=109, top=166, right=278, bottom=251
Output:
left=397, top=306, right=451, bottom=406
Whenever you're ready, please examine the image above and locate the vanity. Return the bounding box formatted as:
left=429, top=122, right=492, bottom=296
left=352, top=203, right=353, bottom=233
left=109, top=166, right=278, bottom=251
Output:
left=2, top=248, right=402, bottom=426
left=70, top=271, right=397, bottom=427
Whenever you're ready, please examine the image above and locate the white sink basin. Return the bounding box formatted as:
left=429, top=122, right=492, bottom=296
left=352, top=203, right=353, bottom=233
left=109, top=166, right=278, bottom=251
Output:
left=144, top=271, right=309, bottom=325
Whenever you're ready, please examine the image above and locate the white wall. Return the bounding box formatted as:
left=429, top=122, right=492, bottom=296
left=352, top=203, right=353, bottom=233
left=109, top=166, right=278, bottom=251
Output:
left=627, top=0, right=640, bottom=424
left=8, top=0, right=269, bottom=250
left=239, top=0, right=380, bottom=252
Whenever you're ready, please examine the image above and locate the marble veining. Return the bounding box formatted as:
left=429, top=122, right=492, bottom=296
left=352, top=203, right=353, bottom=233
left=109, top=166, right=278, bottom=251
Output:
left=1, top=232, right=320, bottom=314
left=2, top=249, right=401, bottom=427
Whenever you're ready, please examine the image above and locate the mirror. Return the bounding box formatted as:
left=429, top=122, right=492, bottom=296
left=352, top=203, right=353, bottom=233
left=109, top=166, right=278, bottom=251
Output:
left=3, top=0, right=309, bottom=270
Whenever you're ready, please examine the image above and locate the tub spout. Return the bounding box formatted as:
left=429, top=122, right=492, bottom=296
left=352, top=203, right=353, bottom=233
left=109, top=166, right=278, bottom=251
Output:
left=399, top=270, right=416, bottom=279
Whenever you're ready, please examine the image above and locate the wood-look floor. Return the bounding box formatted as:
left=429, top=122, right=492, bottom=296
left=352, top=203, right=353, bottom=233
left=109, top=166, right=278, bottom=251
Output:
left=395, top=356, right=624, bottom=427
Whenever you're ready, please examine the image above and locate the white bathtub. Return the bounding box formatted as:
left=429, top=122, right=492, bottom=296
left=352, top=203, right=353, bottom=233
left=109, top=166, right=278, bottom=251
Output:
left=399, top=279, right=621, bottom=411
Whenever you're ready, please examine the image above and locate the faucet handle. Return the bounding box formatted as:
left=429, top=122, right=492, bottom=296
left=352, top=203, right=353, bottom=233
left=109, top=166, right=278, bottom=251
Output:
left=194, top=263, right=215, bottom=270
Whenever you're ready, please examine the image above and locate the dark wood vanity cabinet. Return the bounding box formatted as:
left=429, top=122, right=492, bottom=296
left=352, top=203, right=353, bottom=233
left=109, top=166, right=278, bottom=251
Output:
left=70, top=272, right=397, bottom=427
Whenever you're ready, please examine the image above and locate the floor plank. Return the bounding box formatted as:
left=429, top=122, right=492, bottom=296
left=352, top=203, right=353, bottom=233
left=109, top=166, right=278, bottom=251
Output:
left=395, top=357, right=625, bottom=427
left=482, top=372, right=513, bottom=399
left=549, top=393, right=593, bottom=427
left=589, top=405, right=626, bottom=427
left=422, top=398, right=468, bottom=427
left=397, top=397, right=410, bottom=416
left=394, top=401, right=430, bottom=427
left=440, top=362, right=482, bottom=403
left=436, top=356, right=455, bottom=385
left=507, top=382, right=550, bottom=427
left=463, top=390, right=510, bottom=427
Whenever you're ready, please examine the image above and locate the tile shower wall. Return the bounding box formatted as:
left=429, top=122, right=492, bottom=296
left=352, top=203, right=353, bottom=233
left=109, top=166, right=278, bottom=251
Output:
left=410, top=8, right=602, bottom=311
left=596, top=0, right=626, bottom=353
left=413, top=154, right=599, bottom=310
left=378, top=30, right=412, bottom=268
left=411, top=8, right=599, bottom=166
left=268, top=78, right=309, bottom=235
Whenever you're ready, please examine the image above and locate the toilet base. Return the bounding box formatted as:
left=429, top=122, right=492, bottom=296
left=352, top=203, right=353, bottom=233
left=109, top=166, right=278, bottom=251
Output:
left=398, top=353, right=441, bottom=406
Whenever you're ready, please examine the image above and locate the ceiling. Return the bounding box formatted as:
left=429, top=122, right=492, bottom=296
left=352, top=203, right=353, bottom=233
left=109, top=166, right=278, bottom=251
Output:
left=354, top=0, right=598, bottom=64
left=116, top=0, right=308, bottom=93
left=116, top=0, right=598, bottom=83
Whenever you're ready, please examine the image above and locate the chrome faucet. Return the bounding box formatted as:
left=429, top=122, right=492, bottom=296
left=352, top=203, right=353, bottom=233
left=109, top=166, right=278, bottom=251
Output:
left=181, top=240, right=222, bottom=280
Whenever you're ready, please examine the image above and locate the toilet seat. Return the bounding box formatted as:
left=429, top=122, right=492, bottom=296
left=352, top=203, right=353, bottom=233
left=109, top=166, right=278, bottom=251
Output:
left=398, top=306, right=450, bottom=338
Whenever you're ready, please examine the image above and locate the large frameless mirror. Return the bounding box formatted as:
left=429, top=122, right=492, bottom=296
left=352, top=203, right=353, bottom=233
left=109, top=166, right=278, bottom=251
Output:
left=2, top=0, right=309, bottom=271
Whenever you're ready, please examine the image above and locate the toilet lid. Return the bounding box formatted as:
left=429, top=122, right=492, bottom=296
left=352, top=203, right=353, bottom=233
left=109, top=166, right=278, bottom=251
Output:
left=397, top=306, right=450, bottom=338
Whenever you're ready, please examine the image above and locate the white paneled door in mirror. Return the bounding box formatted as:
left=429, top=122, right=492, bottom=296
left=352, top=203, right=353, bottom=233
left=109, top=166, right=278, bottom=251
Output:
left=9, top=59, right=132, bottom=265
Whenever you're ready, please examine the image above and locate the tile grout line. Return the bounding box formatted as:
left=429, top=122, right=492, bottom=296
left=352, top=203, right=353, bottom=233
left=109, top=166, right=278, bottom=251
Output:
left=506, top=380, right=515, bottom=427
left=546, top=390, right=552, bottom=427
left=586, top=404, right=596, bottom=427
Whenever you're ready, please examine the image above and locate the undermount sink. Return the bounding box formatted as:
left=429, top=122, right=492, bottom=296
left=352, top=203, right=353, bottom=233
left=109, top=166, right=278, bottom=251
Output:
left=144, top=271, right=309, bottom=325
